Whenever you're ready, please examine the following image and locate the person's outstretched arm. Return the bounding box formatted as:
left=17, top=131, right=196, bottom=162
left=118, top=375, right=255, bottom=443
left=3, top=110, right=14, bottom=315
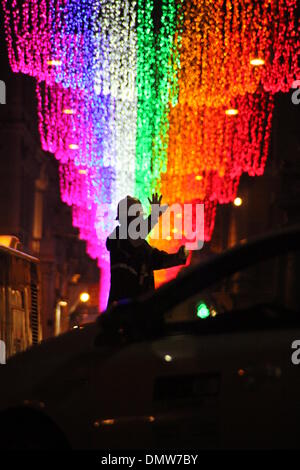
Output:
left=149, top=245, right=189, bottom=270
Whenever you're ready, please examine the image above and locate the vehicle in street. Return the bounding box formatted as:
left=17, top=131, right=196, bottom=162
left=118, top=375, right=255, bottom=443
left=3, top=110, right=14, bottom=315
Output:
left=0, top=226, right=300, bottom=449
left=0, top=236, right=42, bottom=360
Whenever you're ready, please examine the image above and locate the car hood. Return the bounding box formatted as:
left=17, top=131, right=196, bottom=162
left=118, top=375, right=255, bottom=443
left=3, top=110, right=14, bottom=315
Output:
left=0, top=322, right=99, bottom=407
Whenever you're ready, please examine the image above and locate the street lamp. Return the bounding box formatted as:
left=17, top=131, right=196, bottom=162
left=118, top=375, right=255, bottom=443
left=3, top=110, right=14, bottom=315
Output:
left=80, top=292, right=90, bottom=303
left=234, top=197, right=243, bottom=207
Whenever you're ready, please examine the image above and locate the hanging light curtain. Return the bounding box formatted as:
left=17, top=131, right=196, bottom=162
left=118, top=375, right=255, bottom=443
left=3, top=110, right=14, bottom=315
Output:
left=162, top=90, right=274, bottom=205
left=178, top=0, right=299, bottom=108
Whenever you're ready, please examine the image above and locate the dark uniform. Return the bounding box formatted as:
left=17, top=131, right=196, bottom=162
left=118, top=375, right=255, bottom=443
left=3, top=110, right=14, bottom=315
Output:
left=106, top=224, right=187, bottom=306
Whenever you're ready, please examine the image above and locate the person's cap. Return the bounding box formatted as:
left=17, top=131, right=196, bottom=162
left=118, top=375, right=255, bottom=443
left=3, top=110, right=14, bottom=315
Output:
left=116, top=196, right=143, bottom=221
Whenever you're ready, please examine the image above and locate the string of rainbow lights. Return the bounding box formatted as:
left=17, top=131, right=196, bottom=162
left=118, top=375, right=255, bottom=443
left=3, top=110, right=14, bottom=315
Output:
left=2, top=0, right=299, bottom=307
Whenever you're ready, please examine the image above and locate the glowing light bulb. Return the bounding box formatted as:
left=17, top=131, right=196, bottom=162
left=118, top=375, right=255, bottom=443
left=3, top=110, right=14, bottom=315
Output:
left=250, top=58, right=265, bottom=67
left=101, top=419, right=115, bottom=426
left=234, top=197, right=243, bottom=207
left=225, top=109, right=239, bottom=116
left=47, top=59, right=62, bottom=67
left=63, top=109, right=75, bottom=115
left=164, top=354, right=173, bottom=363
left=196, top=302, right=210, bottom=319
left=211, top=308, right=217, bottom=317
left=80, top=292, right=90, bottom=303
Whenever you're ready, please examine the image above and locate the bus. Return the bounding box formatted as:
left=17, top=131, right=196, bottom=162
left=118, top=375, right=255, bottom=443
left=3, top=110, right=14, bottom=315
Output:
left=0, top=237, right=42, bottom=360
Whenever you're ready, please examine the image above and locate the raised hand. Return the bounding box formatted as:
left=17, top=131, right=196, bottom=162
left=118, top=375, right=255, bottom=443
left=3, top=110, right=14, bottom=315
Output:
left=148, top=192, right=163, bottom=207
left=148, top=193, right=168, bottom=216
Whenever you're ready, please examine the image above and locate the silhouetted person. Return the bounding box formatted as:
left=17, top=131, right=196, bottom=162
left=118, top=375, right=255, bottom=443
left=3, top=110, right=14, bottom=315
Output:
left=106, top=194, right=188, bottom=306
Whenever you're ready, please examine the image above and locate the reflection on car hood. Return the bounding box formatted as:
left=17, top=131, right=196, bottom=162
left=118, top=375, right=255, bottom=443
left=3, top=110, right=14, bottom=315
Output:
left=0, top=322, right=99, bottom=404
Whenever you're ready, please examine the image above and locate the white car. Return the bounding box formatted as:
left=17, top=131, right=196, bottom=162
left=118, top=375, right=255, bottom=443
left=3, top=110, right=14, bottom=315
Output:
left=0, top=226, right=300, bottom=449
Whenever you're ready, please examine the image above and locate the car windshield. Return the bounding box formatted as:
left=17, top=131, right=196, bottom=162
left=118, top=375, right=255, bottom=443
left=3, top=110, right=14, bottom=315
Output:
left=165, top=250, right=300, bottom=324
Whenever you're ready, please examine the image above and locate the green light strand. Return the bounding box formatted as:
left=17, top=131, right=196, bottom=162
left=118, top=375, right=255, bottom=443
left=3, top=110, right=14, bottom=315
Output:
left=136, top=0, right=156, bottom=207
left=136, top=0, right=181, bottom=208
left=152, top=0, right=181, bottom=187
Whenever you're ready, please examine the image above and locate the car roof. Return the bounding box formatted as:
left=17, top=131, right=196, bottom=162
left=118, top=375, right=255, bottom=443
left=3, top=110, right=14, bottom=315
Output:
left=142, top=224, right=300, bottom=316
